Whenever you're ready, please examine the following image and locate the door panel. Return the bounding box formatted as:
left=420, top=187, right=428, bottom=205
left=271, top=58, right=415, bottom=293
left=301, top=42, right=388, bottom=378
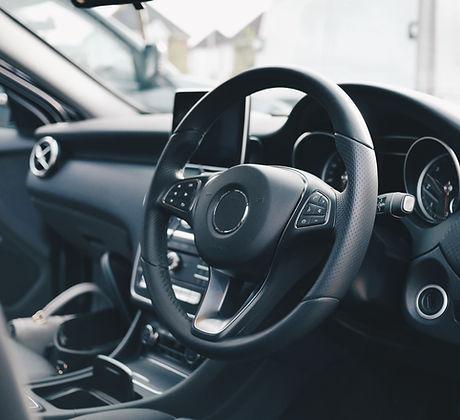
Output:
left=0, top=111, right=53, bottom=318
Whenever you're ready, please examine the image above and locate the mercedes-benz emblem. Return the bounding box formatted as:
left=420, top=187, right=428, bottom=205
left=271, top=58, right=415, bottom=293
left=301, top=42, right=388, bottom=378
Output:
left=29, top=136, right=59, bottom=178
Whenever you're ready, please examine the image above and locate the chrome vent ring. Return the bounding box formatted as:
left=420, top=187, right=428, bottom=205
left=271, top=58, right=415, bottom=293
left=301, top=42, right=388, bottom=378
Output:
left=29, top=136, right=59, bottom=178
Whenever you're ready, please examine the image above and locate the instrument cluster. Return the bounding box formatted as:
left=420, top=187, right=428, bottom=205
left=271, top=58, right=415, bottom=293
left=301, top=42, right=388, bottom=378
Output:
left=404, top=137, right=460, bottom=224
left=292, top=133, right=460, bottom=225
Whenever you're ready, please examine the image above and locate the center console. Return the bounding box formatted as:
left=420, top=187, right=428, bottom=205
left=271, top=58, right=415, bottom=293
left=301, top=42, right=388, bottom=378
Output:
left=130, top=217, right=207, bottom=369
left=25, top=91, right=250, bottom=417
left=131, top=218, right=208, bottom=317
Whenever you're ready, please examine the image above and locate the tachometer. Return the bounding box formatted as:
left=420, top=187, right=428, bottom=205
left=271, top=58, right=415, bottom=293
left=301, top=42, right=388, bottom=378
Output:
left=417, top=154, right=459, bottom=223
left=321, top=152, right=347, bottom=192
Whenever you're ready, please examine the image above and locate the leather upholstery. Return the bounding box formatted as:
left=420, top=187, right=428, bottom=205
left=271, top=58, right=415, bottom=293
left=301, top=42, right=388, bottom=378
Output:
left=8, top=339, right=56, bottom=382
left=0, top=312, right=32, bottom=420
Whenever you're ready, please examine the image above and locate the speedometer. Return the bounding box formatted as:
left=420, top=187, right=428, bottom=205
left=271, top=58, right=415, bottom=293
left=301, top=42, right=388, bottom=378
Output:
left=417, top=154, right=459, bottom=223
left=322, top=152, right=347, bottom=192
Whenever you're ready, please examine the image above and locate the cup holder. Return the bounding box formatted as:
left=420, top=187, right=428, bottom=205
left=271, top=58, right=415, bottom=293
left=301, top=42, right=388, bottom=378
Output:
left=33, top=355, right=141, bottom=409
left=53, top=309, right=127, bottom=372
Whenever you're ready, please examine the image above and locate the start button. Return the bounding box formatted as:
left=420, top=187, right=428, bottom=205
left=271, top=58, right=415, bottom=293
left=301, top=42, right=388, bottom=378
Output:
left=416, top=284, right=448, bottom=320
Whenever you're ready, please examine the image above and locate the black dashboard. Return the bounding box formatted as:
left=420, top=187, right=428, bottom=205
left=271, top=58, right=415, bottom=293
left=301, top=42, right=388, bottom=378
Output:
left=26, top=83, right=460, bottom=354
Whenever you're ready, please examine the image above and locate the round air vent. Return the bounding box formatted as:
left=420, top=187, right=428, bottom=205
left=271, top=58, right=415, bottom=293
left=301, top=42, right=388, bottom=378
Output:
left=29, top=136, right=59, bottom=178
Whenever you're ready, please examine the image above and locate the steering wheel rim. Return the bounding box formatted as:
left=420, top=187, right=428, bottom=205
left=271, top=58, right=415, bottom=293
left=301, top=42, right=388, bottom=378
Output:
left=141, top=67, right=378, bottom=359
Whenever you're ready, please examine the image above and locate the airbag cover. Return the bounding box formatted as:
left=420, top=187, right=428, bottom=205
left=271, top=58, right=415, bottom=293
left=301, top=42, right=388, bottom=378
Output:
left=192, top=164, right=305, bottom=276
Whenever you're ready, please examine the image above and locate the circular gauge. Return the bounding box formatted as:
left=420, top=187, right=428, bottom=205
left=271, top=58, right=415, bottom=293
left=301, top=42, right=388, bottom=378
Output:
left=417, top=154, right=459, bottom=223
left=321, top=152, right=348, bottom=192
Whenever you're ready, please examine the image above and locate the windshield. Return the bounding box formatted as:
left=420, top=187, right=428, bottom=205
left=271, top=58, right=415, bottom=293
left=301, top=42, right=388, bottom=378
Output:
left=1, top=0, right=459, bottom=115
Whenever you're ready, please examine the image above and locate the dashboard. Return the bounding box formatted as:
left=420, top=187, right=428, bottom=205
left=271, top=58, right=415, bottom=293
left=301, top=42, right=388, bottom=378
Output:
left=26, top=82, right=460, bottom=354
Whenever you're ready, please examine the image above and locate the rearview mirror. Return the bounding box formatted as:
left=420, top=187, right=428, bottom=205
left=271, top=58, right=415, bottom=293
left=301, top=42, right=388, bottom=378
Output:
left=135, top=44, right=159, bottom=89
left=71, top=0, right=151, bottom=8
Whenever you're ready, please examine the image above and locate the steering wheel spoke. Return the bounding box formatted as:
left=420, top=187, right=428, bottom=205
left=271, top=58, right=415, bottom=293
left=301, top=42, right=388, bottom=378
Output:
left=192, top=267, right=281, bottom=340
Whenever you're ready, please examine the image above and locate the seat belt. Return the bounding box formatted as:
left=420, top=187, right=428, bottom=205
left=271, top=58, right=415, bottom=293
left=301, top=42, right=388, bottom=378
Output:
left=9, top=283, right=112, bottom=355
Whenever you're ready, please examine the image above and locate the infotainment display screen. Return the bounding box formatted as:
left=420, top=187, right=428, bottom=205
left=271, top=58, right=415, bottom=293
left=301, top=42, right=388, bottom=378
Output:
left=172, top=90, right=249, bottom=168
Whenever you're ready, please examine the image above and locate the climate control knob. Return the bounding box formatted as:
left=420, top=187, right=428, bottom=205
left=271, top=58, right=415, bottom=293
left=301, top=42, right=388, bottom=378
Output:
left=167, top=251, right=181, bottom=272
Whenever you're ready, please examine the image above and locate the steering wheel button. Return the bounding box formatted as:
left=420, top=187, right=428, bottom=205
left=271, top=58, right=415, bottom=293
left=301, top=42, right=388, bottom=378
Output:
left=318, top=196, right=328, bottom=208
left=296, top=217, right=311, bottom=227
left=163, top=180, right=201, bottom=211
left=315, top=206, right=326, bottom=215
left=308, top=193, right=322, bottom=205
left=310, top=215, right=326, bottom=225
left=303, top=204, right=315, bottom=215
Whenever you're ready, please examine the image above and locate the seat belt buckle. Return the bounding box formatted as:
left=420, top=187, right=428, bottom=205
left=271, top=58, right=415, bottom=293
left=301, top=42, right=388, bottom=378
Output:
left=32, top=310, right=47, bottom=324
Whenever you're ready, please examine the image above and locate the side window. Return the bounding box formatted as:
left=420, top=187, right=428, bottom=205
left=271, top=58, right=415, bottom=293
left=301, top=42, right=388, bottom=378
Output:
left=2, top=1, right=137, bottom=94
left=0, top=85, right=14, bottom=130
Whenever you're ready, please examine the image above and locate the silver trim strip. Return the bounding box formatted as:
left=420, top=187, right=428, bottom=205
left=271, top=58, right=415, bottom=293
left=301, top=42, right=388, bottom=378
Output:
left=172, top=284, right=201, bottom=305
left=133, top=379, right=163, bottom=395
left=193, top=273, right=209, bottom=282
left=26, top=395, right=40, bottom=410
left=146, top=357, right=189, bottom=378
left=132, top=371, right=150, bottom=382
left=97, top=355, right=133, bottom=377
left=130, top=246, right=152, bottom=306
left=186, top=163, right=226, bottom=172
left=167, top=228, right=195, bottom=243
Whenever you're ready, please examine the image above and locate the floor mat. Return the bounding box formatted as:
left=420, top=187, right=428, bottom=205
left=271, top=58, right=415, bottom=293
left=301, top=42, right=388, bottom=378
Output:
left=280, top=354, right=457, bottom=420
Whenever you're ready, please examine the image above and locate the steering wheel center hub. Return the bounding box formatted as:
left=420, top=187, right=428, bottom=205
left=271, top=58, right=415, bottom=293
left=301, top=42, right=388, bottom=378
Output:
left=192, top=164, right=305, bottom=275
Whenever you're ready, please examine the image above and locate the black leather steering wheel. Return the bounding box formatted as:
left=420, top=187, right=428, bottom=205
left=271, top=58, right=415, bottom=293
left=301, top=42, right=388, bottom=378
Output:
left=141, top=67, right=378, bottom=359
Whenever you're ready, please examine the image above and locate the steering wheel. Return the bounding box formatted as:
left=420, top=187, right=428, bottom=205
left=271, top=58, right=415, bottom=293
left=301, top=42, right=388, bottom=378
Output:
left=141, top=67, right=378, bottom=359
